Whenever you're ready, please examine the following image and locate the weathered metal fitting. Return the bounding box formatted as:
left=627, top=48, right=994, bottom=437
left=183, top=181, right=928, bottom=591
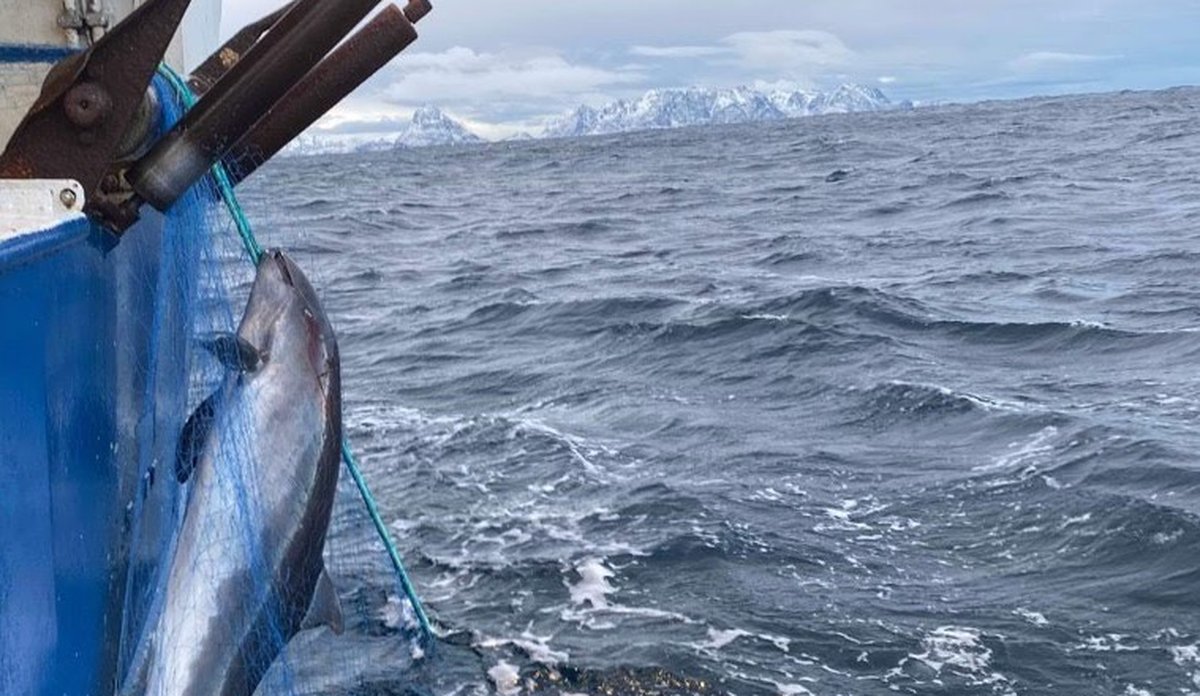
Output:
left=115, top=87, right=161, bottom=160
left=0, top=179, right=86, bottom=242
left=57, top=8, right=85, bottom=30
left=84, top=10, right=113, bottom=29
left=128, top=132, right=209, bottom=210
left=64, top=82, right=112, bottom=128
left=0, top=0, right=194, bottom=228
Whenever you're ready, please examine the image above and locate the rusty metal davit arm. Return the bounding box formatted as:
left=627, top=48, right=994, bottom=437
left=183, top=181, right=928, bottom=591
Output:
left=226, top=0, right=432, bottom=185
left=128, top=0, right=432, bottom=214
left=0, top=0, right=433, bottom=236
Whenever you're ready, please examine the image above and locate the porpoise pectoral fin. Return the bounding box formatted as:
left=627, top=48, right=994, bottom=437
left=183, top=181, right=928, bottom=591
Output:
left=176, top=389, right=220, bottom=483
left=301, top=569, right=345, bottom=635
left=200, top=332, right=264, bottom=373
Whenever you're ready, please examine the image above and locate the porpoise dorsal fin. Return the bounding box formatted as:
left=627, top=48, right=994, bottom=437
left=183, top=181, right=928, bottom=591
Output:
left=175, top=389, right=220, bottom=483
left=200, top=333, right=264, bottom=373
left=301, top=569, right=344, bottom=635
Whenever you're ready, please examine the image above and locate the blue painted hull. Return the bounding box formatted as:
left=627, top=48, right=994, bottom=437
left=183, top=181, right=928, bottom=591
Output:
left=0, top=211, right=191, bottom=695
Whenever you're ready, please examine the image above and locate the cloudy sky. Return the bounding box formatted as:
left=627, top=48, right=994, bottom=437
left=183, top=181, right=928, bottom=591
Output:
left=220, top=0, right=1200, bottom=138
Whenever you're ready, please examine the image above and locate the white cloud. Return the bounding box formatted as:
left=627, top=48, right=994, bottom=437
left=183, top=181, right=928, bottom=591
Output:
left=305, top=45, right=647, bottom=138
left=878, top=75, right=897, bottom=84
left=1011, top=51, right=1121, bottom=71
left=751, top=78, right=813, bottom=92
left=629, top=45, right=726, bottom=59
left=633, top=30, right=856, bottom=76
left=721, top=30, right=855, bottom=72
left=382, top=46, right=642, bottom=108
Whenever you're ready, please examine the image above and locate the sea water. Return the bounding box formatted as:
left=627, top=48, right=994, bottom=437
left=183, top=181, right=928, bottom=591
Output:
left=237, top=86, right=1200, bottom=695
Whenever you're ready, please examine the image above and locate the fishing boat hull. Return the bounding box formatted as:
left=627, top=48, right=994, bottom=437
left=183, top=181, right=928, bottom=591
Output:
left=2, top=213, right=117, bottom=695
left=0, top=192, right=200, bottom=695
left=0, top=3, right=218, bottom=691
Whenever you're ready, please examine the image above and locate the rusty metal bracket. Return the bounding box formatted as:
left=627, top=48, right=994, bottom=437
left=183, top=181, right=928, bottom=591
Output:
left=0, top=0, right=192, bottom=227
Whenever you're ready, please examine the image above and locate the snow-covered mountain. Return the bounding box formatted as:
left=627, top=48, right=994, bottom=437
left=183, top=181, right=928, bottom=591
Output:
left=282, top=85, right=906, bottom=156
left=395, top=105, right=485, bottom=148
left=284, top=106, right=483, bottom=156
left=544, top=84, right=900, bottom=139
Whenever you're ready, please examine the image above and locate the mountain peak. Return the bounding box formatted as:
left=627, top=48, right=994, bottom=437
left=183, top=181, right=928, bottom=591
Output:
left=412, top=104, right=449, bottom=124
left=544, top=83, right=896, bottom=139
left=398, top=106, right=483, bottom=148
left=283, top=107, right=483, bottom=156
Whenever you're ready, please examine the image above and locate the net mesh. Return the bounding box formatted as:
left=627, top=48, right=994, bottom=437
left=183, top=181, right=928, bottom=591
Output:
left=110, top=73, right=429, bottom=696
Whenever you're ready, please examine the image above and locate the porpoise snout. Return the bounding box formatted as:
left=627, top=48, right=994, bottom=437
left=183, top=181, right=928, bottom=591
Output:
left=259, top=249, right=297, bottom=289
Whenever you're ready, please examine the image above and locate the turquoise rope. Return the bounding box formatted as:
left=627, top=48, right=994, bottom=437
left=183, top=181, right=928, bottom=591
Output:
left=342, top=440, right=434, bottom=635
left=156, top=65, right=435, bottom=646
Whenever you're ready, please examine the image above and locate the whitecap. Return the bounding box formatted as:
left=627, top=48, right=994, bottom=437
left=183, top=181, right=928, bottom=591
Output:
left=1013, top=607, right=1049, bottom=626
left=566, top=558, right=616, bottom=610
left=478, top=626, right=569, bottom=665
left=488, top=661, right=522, bottom=696
left=703, top=628, right=751, bottom=650
left=974, top=426, right=1059, bottom=474
left=888, top=625, right=1014, bottom=693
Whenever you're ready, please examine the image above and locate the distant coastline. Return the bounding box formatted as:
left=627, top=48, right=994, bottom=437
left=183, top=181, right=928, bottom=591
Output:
left=285, top=83, right=906, bottom=156
left=282, top=83, right=1200, bottom=158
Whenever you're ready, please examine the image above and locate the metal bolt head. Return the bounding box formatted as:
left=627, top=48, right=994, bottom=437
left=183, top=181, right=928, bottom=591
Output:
left=100, top=173, right=121, bottom=194
left=64, top=82, right=112, bottom=128
left=60, top=188, right=78, bottom=209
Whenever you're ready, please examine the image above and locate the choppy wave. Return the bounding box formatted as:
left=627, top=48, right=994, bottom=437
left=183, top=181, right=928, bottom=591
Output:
left=238, top=87, right=1200, bottom=694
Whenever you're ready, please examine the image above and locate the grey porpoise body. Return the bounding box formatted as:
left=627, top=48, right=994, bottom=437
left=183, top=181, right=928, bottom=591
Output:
left=134, top=250, right=343, bottom=696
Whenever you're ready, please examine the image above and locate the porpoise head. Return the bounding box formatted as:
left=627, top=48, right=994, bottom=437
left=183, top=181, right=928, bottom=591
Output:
left=238, top=249, right=339, bottom=398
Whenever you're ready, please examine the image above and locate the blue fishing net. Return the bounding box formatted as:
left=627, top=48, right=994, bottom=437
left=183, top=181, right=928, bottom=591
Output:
left=106, top=72, right=430, bottom=696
